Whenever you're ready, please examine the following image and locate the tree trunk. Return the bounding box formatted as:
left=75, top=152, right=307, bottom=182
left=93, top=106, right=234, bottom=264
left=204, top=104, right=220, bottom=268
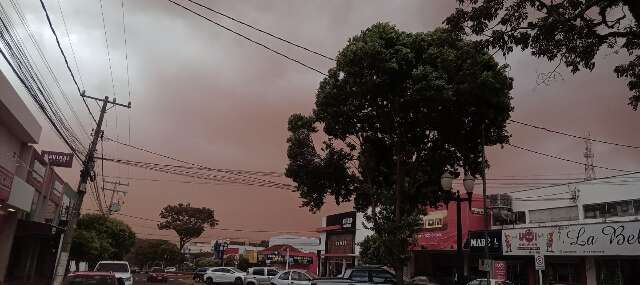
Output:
left=624, top=0, right=640, bottom=27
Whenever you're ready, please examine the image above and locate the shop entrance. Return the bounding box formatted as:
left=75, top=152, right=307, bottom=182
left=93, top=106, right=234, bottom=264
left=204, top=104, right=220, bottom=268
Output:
left=596, top=258, right=640, bottom=285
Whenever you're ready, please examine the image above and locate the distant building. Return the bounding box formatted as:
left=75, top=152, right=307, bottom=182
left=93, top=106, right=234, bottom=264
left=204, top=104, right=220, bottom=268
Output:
left=184, top=241, right=213, bottom=254
left=317, top=211, right=372, bottom=277
left=269, top=235, right=320, bottom=253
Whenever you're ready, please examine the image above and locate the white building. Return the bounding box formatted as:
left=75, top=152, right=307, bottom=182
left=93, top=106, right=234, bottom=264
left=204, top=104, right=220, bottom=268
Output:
left=492, top=177, right=640, bottom=285
left=269, top=235, right=319, bottom=253
left=184, top=241, right=212, bottom=254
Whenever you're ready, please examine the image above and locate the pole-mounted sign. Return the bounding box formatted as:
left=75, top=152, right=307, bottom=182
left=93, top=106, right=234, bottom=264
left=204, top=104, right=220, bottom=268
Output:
left=42, top=151, right=74, bottom=168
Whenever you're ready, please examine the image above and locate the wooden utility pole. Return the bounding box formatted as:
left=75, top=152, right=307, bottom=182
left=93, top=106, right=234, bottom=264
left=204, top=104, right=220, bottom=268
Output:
left=52, top=95, right=130, bottom=285
left=103, top=180, right=129, bottom=216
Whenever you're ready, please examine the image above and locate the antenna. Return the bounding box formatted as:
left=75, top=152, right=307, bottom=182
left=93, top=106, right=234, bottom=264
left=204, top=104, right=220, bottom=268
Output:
left=584, top=132, right=595, bottom=181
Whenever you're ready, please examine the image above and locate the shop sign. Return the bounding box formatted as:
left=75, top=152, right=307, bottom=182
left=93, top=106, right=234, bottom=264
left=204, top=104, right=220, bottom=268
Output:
left=257, top=253, right=312, bottom=265
left=326, top=211, right=357, bottom=231
left=326, top=233, right=354, bottom=254
left=469, top=230, right=502, bottom=255
left=42, top=151, right=74, bottom=168
left=493, top=261, right=507, bottom=281
left=503, top=221, right=640, bottom=256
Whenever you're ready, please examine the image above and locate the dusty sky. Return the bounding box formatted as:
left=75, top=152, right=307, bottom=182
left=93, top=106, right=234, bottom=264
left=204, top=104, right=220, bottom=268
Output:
left=4, top=0, right=639, bottom=242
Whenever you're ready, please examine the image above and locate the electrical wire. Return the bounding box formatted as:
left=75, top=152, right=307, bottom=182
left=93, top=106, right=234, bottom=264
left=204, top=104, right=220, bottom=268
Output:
left=509, top=119, right=640, bottom=150
left=186, top=0, right=335, bottom=61
left=168, top=0, right=327, bottom=76
left=99, top=0, right=117, bottom=99
left=506, top=143, right=633, bottom=173
left=503, top=171, right=640, bottom=194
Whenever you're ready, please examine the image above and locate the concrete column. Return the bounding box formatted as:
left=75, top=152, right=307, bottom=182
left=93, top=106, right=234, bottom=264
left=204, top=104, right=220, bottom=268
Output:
left=585, top=257, right=597, bottom=285
left=0, top=212, right=18, bottom=283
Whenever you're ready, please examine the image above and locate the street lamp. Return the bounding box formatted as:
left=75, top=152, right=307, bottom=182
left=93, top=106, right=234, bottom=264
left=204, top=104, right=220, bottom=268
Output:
left=440, top=171, right=475, bottom=285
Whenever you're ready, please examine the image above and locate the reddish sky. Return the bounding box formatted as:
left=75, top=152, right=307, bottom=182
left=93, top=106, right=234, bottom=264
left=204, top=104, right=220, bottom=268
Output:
left=5, top=0, right=639, bottom=243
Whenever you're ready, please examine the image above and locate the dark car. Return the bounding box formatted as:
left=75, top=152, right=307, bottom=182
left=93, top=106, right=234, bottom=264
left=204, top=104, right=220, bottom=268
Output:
left=147, top=267, right=168, bottom=283
left=194, top=267, right=210, bottom=283
left=64, top=272, right=122, bottom=285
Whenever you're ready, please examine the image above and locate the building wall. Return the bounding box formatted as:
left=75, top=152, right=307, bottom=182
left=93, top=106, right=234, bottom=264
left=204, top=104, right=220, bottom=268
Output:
left=0, top=123, right=21, bottom=174
left=269, top=235, right=319, bottom=253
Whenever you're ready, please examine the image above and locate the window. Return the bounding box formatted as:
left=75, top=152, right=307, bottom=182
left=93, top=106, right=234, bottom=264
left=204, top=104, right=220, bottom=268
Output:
left=371, top=270, right=394, bottom=283
left=267, top=269, right=279, bottom=276
left=585, top=200, right=640, bottom=219
left=252, top=268, right=265, bottom=276
left=291, top=272, right=310, bottom=282
left=514, top=211, right=526, bottom=224
left=213, top=268, right=227, bottom=273
left=278, top=272, right=290, bottom=280
left=529, top=206, right=579, bottom=223
left=584, top=203, right=605, bottom=219
left=53, top=181, right=63, bottom=196
left=197, top=268, right=208, bottom=273
left=548, top=263, right=578, bottom=284
left=349, top=270, right=369, bottom=282
left=31, top=160, right=46, bottom=183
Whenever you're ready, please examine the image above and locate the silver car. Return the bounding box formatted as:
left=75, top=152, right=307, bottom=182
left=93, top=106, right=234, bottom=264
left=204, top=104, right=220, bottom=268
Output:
left=271, top=270, right=317, bottom=285
left=245, top=267, right=280, bottom=285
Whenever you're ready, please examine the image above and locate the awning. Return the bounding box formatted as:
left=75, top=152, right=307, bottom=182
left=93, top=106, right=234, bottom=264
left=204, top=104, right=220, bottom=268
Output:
left=315, top=225, right=342, bottom=232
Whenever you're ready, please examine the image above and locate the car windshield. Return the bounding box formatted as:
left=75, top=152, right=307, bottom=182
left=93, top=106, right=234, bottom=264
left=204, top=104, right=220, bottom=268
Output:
left=95, top=263, right=128, bottom=273
left=306, top=271, right=318, bottom=279
left=64, top=275, right=115, bottom=285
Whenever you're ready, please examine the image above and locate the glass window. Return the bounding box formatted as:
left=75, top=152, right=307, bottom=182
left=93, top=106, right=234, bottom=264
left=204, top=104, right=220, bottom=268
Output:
left=95, top=263, right=129, bottom=273
left=213, top=268, right=226, bottom=273
left=514, top=211, right=526, bottom=224
left=267, top=269, right=279, bottom=276
left=371, top=270, right=394, bottom=283
left=252, top=268, right=265, bottom=276
left=197, top=268, right=208, bottom=273
left=349, top=271, right=369, bottom=282
left=584, top=203, right=605, bottom=219
left=291, top=272, right=310, bottom=281
left=529, top=206, right=579, bottom=223
left=278, top=272, right=290, bottom=281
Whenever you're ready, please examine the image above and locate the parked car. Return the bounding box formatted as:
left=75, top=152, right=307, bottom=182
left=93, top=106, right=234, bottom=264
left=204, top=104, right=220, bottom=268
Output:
left=147, top=267, right=168, bottom=283
left=194, top=267, right=211, bottom=283
left=203, top=267, right=246, bottom=285
left=466, top=279, right=514, bottom=285
left=130, top=267, right=140, bottom=274
left=94, top=261, right=133, bottom=285
left=311, top=265, right=395, bottom=285
left=165, top=267, right=177, bottom=272
left=244, top=267, right=280, bottom=285
left=271, top=270, right=317, bottom=285
left=64, top=272, right=122, bottom=285
left=409, top=276, right=440, bottom=285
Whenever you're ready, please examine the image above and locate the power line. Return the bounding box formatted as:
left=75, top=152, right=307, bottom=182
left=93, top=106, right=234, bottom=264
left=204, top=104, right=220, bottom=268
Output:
left=168, top=0, right=326, bottom=76
left=186, top=0, right=335, bottom=61
left=56, top=0, right=85, bottom=90
left=506, top=143, right=633, bottom=173
left=502, top=171, right=640, bottom=194
left=38, top=0, right=96, bottom=124
left=99, top=0, right=117, bottom=99
left=509, top=119, right=640, bottom=150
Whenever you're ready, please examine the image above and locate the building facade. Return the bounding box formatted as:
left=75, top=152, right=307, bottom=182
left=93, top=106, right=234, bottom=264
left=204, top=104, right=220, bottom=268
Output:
left=0, top=70, right=76, bottom=285
left=269, top=235, right=319, bottom=253
left=491, top=178, right=640, bottom=285
left=317, top=211, right=373, bottom=277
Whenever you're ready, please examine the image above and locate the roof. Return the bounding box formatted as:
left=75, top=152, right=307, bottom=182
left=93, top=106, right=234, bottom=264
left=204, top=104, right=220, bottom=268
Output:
left=259, top=244, right=303, bottom=254
left=0, top=70, right=41, bottom=143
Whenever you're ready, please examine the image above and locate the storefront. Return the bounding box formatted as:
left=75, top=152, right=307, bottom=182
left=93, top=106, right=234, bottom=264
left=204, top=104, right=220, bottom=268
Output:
left=257, top=244, right=317, bottom=274
left=318, top=211, right=358, bottom=277
left=502, top=221, right=640, bottom=285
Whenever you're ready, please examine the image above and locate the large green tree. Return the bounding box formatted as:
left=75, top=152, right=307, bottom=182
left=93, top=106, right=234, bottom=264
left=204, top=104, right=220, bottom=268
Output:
left=445, top=0, right=640, bottom=109
left=285, top=23, right=513, bottom=283
left=128, top=239, right=181, bottom=268
left=158, top=203, right=218, bottom=252
left=70, top=214, right=136, bottom=266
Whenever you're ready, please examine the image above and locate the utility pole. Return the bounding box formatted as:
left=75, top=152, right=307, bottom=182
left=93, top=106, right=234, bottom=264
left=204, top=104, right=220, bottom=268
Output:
left=584, top=132, right=595, bottom=181
left=103, top=180, right=129, bottom=216
left=52, top=95, right=130, bottom=285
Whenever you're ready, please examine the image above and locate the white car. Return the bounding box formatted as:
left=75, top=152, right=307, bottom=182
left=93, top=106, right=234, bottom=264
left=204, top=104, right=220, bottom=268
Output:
left=94, top=261, right=133, bottom=285
left=466, top=279, right=513, bottom=285
left=204, top=267, right=246, bottom=285
left=244, top=267, right=280, bottom=285
left=270, top=270, right=316, bottom=285
left=165, top=267, right=177, bottom=272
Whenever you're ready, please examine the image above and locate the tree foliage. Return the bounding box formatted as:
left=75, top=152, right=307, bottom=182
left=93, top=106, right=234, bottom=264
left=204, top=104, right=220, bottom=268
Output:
left=445, top=0, right=640, bottom=109
left=158, top=203, right=218, bottom=252
left=70, top=214, right=136, bottom=266
left=358, top=234, right=388, bottom=266
left=285, top=23, right=513, bottom=283
left=129, top=239, right=181, bottom=268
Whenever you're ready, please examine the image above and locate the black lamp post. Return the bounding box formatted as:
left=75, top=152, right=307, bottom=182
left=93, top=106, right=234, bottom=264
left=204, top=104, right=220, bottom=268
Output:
left=440, top=172, right=475, bottom=285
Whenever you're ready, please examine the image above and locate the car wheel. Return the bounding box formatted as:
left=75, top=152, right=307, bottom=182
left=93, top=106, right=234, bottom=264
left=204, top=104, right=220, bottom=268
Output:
left=206, top=278, right=214, bottom=285
left=235, top=278, right=243, bottom=285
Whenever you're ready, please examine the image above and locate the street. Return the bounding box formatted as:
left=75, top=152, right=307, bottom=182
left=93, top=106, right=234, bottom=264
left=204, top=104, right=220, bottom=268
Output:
left=134, top=273, right=194, bottom=285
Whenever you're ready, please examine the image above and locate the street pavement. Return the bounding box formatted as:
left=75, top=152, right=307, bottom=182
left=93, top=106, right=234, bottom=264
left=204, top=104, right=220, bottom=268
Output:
left=134, top=273, right=195, bottom=285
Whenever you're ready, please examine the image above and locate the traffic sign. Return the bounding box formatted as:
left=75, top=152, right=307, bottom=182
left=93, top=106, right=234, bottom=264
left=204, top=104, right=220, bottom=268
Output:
left=534, top=254, right=545, bottom=270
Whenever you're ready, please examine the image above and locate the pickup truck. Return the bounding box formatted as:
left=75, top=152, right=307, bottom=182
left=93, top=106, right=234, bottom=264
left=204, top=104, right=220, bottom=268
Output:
left=311, top=266, right=396, bottom=285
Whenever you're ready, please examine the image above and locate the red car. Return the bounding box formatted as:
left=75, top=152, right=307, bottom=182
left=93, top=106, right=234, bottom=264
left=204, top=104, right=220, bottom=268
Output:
left=64, top=272, right=122, bottom=285
left=147, top=267, right=168, bottom=283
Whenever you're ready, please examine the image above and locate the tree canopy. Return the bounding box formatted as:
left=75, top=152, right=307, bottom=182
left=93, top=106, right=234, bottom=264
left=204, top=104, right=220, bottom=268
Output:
left=128, top=239, right=181, bottom=268
left=70, top=214, right=136, bottom=266
left=445, top=0, right=640, bottom=109
left=285, top=22, right=513, bottom=283
left=157, top=203, right=218, bottom=251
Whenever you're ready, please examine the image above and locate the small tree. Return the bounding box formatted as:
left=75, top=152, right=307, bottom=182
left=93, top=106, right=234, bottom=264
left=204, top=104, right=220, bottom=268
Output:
left=157, top=203, right=218, bottom=252
left=70, top=214, right=136, bottom=266
left=446, top=0, right=640, bottom=109
left=285, top=23, right=513, bottom=284
left=129, top=239, right=181, bottom=269
left=358, top=234, right=387, bottom=266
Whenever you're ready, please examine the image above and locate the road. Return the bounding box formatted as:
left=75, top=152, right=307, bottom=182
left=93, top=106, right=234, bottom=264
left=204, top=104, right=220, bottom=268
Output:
left=134, top=273, right=195, bottom=285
